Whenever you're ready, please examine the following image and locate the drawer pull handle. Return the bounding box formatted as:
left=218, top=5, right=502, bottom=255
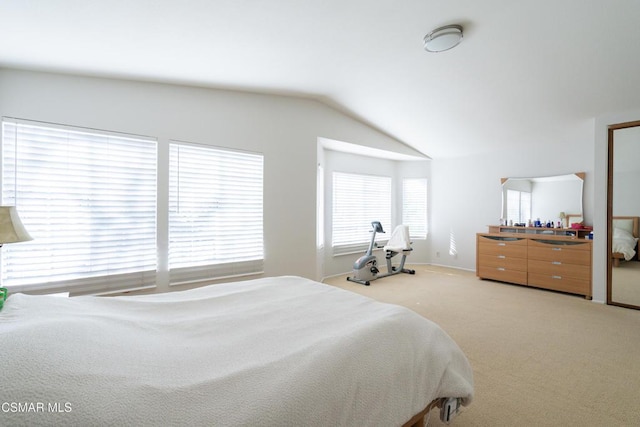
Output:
left=552, top=275, right=562, bottom=280
left=497, top=243, right=506, bottom=246
left=552, top=247, right=562, bottom=251
left=497, top=267, right=506, bottom=271
left=497, top=255, right=506, bottom=259
left=552, top=261, right=562, bottom=265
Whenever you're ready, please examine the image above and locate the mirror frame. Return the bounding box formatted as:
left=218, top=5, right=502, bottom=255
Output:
left=607, top=120, right=640, bottom=309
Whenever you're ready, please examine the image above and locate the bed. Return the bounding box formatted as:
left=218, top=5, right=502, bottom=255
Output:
left=565, top=213, right=584, bottom=228
left=0, top=276, right=473, bottom=426
left=612, top=216, right=639, bottom=267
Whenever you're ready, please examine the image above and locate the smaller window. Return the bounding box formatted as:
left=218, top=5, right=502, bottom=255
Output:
left=402, top=178, right=428, bottom=239
left=316, top=165, right=325, bottom=249
left=332, top=172, right=391, bottom=254
left=506, top=189, right=531, bottom=224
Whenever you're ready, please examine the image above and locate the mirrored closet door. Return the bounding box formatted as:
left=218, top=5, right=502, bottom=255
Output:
left=607, top=121, right=640, bottom=309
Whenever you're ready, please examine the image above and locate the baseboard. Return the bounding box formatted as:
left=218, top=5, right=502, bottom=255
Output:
left=321, top=263, right=474, bottom=283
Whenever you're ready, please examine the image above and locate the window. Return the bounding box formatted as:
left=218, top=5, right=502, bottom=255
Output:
left=169, top=142, right=264, bottom=284
left=402, top=178, right=428, bottom=239
left=1, top=119, right=157, bottom=295
left=1, top=119, right=265, bottom=295
left=316, top=164, right=324, bottom=248
left=332, top=172, right=391, bottom=254
left=506, top=189, right=531, bottom=224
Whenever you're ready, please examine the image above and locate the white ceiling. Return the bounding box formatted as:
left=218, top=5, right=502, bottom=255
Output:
left=1, top=1, right=640, bottom=159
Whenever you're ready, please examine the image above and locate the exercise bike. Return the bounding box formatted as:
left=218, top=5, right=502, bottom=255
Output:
left=346, top=221, right=415, bottom=286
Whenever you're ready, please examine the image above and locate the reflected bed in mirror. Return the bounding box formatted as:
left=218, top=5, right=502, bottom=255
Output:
left=566, top=214, right=584, bottom=227
left=501, top=173, right=584, bottom=226
left=611, top=216, right=639, bottom=268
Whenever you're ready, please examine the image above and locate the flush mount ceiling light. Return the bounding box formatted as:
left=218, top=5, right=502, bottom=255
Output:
left=423, top=24, right=463, bottom=53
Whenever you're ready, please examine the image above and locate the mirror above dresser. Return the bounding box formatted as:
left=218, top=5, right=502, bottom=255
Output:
left=501, top=172, right=584, bottom=227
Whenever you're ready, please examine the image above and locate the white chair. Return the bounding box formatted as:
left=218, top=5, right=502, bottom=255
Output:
left=384, top=225, right=412, bottom=253
left=380, top=225, right=414, bottom=277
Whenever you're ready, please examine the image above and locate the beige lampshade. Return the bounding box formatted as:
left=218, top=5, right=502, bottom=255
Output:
left=0, top=206, right=33, bottom=244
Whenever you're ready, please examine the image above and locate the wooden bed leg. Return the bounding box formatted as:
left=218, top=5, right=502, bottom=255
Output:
left=402, top=399, right=441, bottom=427
left=403, top=412, right=425, bottom=427
left=407, top=417, right=423, bottom=427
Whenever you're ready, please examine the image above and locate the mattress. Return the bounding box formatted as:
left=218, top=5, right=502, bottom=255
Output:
left=0, top=275, right=473, bottom=426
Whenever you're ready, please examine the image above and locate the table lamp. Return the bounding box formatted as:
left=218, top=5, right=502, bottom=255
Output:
left=0, top=206, right=33, bottom=311
left=0, top=206, right=32, bottom=246
left=559, top=212, right=566, bottom=228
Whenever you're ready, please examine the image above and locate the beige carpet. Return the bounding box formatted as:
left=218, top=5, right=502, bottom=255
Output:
left=324, top=265, right=640, bottom=426
left=612, top=261, right=640, bottom=307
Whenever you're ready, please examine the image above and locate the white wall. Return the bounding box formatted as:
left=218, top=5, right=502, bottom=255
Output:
left=531, top=180, right=582, bottom=224
left=0, top=68, right=420, bottom=290
left=613, top=170, right=640, bottom=215
left=612, top=130, right=640, bottom=215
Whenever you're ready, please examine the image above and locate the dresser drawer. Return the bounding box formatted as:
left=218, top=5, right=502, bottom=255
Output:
left=478, top=242, right=527, bottom=258
left=478, top=266, right=527, bottom=285
left=477, top=234, right=527, bottom=247
left=529, top=238, right=591, bottom=251
left=527, top=246, right=591, bottom=265
left=528, top=272, right=591, bottom=296
left=478, top=254, right=527, bottom=271
left=528, top=259, right=591, bottom=280
left=477, top=235, right=527, bottom=258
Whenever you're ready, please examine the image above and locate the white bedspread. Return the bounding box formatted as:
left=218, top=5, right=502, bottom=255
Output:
left=0, top=276, right=473, bottom=426
left=613, top=227, right=638, bottom=261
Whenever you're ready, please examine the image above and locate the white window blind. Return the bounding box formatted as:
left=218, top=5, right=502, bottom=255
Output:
left=1, top=119, right=157, bottom=295
left=402, top=178, right=428, bottom=239
left=169, top=142, right=264, bottom=284
left=506, top=189, right=532, bottom=223
left=332, top=171, right=391, bottom=254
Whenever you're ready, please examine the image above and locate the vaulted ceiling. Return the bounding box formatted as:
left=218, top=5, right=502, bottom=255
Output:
left=1, top=1, right=640, bottom=158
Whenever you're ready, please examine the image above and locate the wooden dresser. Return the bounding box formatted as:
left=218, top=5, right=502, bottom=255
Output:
left=476, top=231, right=592, bottom=299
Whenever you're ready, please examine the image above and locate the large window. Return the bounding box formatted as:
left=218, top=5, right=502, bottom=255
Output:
left=168, top=142, right=264, bottom=284
left=332, top=172, right=391, bottom=254
left=1, top=119, right=157, bottom=295
left=402, top=178, right=428, bottom=239
left=0, top=119, right=265, bottom=295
